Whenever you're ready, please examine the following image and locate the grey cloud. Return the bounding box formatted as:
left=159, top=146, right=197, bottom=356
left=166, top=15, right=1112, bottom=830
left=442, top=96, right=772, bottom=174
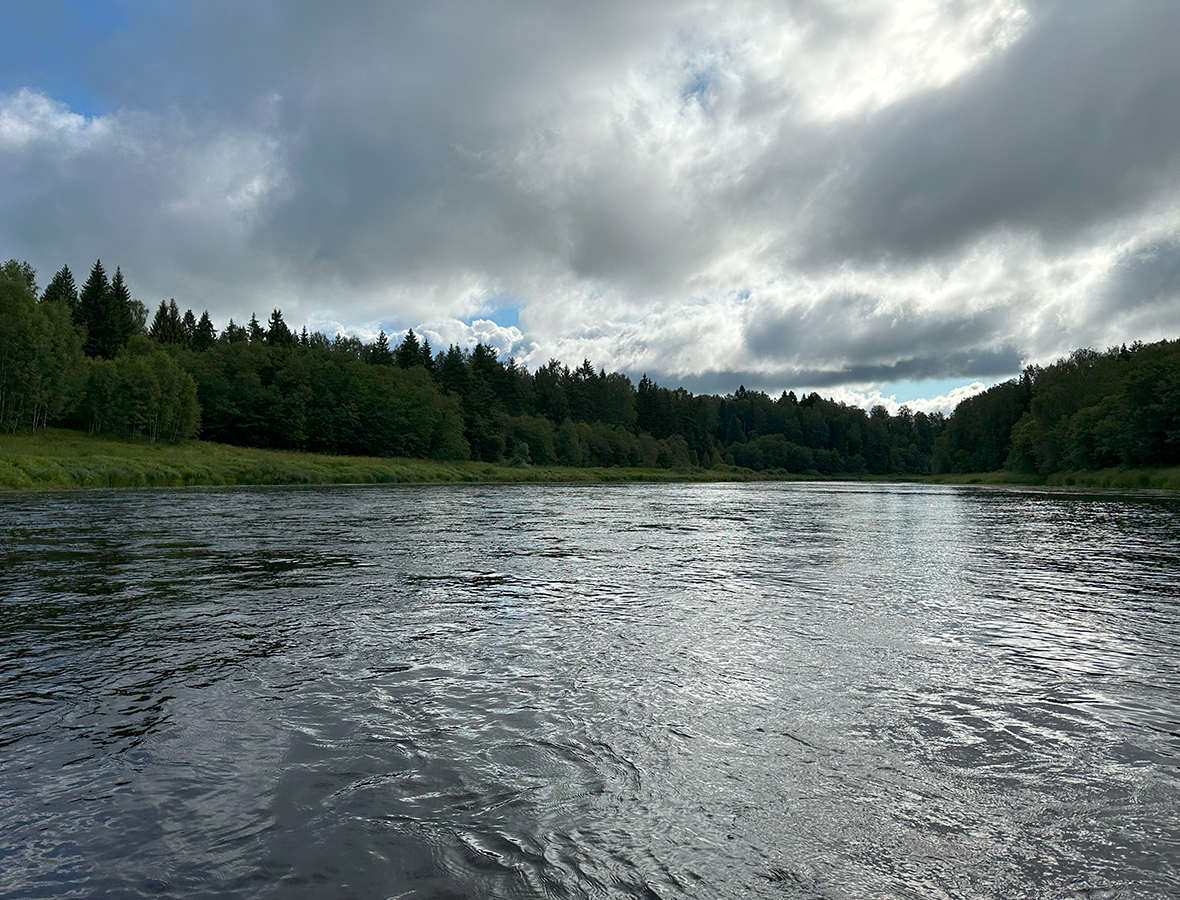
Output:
left=810, top=3, right=1180, bottom=263
left=743, top=291, right=1016, bottom=371
left=647, top=345, right=1022, bottom=399
left=1102, top=237, right=1180, bottom=310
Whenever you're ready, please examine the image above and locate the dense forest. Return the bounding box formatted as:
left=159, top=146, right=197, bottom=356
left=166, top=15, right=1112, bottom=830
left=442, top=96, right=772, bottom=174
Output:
left=2, top=258, right=1178, bottom=475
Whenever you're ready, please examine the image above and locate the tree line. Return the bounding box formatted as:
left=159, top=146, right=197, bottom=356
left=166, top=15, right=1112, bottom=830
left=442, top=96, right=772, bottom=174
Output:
left=932, top=341, right=1180, bottom=473
left=5, top=256, right=1175, bottom=474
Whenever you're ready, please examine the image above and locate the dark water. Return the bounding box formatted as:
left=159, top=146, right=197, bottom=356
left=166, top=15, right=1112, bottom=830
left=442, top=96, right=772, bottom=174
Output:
left=1, top=482, right=1179, bottom=899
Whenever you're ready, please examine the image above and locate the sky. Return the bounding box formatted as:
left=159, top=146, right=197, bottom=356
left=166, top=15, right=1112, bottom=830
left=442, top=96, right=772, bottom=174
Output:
left=2, top=0, right=1179, bottom=414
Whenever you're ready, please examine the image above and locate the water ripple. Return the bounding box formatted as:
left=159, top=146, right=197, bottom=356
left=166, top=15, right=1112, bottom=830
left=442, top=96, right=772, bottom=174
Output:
left=1, top=483, right=1179, bottom=898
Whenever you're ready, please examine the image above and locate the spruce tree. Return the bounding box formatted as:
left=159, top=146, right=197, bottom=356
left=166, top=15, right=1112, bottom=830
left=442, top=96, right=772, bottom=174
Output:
left=149, top=300, right=169, bottom=342
left=395, top=329, right=422, bottom=368
left=247, top=313, right=265, bottom=343
left=370, top=330, right=393, bottom=365
left=42, top=265, right=78, bottom=311
left=149, top=299, right=187, bottom=344
left=105, top=267, right=135, bottom=357
left=222, top=319, right=248, bottom=343
left=266, top=309, right=294, bottom=346
left=181, top=309, right=197, bottom=346
left=166, top=300, right=186, bottom=344
left=77, top=260, right=110, bottom=358
left=192, top=311, right=217, bottom=351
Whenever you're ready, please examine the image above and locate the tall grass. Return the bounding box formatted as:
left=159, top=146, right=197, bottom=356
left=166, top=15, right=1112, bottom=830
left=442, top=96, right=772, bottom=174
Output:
left=0, top=428, right=764, bottom=490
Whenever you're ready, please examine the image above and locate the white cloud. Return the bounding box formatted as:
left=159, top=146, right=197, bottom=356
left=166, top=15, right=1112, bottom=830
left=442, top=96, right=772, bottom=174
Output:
left=827, top=381, right=990, bottom=417
left=0, top=89, right=106, bottom=150
left=419, top=318, right=534, bottom=360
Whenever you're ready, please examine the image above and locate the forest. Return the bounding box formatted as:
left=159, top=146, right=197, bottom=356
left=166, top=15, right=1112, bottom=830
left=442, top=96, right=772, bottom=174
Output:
left=3, top=257, right=1177, bottom=476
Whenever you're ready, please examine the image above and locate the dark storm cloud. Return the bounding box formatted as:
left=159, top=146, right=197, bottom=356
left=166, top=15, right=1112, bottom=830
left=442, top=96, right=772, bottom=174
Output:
left=811, top=3, right=1180, bottom=262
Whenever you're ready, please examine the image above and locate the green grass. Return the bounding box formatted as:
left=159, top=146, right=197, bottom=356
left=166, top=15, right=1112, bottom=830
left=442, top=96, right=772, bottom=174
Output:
left=0, top=428, right=771, bottom=491
left=924, top=467, right=1180, bottom=491
left=4, top=429, right=1178, bottom=492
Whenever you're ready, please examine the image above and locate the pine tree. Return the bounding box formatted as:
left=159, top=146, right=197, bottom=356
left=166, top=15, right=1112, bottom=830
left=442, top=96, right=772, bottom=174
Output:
left=42, top=265, right=78, bottom=311
left=192, top=311, right=217, bottom=351
left=77, top=260, right=110, bottom=358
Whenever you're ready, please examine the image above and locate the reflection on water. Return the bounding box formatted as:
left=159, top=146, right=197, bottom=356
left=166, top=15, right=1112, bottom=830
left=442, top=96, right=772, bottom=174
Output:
left=1, top=482, right=1179, bottom=899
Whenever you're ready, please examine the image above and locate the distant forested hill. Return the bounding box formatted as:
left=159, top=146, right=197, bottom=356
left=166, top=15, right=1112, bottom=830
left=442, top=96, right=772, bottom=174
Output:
left=3, top=257, right=1176, bottom=476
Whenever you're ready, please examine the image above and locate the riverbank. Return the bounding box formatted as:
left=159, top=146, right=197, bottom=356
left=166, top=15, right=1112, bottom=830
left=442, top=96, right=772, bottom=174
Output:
left=0, top=428, right=772, bottom=490
left=925, top=467, right=1180, bottom=491
left=2, top=428, right=1178, bottom=492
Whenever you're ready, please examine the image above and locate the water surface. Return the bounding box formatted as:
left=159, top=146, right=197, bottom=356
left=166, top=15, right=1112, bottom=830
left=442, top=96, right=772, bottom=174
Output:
left=1, top=482, right=1178, bottom=899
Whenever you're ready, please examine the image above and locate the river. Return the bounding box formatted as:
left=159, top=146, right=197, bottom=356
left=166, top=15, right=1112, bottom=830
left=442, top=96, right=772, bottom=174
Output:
left=1, top=482, right=1178, bottom=899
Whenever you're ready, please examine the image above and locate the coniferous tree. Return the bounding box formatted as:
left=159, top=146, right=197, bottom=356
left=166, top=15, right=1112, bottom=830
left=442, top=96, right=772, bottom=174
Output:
left=221, top=319, right=248, bottom=343
left=149, top=300, right=168, bottom=342
left=420, top=338, right=435, bottom=372
left=42, top=265, right=78, bottom=312
left=192, top=311, right=217, bottom=351
left=266, top=309, right=295, bottom=346
left=105, top=266, right=135, bottom=358
left=247, top=313, right=265, bottom=343
left=150, top=299, right=188, bottom=344
left=77, top=260, right=111, bottom=358
left=438, top=344, right=470, bottom=397
left=181, top=308, right=198, bottom=346
left=370, top=330, right=393, bottom=365
left=395, top=329, right=422, bottom=368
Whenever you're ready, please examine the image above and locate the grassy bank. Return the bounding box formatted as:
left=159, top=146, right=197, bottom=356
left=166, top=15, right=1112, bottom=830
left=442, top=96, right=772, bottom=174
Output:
left=3, top=429, right=1178, bottom=492
left=926, top=467, right=1180, bottom=491
left=0, top=428, right=771, bottom=491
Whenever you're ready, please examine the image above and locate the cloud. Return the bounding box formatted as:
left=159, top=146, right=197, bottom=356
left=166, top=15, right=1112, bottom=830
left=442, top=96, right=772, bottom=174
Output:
left=3, top=1, right=1180, bottom=402
left=811, top=3, right=1180, bottom=263
left=419, top=318, right=534, bottom=360
left=1102, top=236, right=1180, bottom=309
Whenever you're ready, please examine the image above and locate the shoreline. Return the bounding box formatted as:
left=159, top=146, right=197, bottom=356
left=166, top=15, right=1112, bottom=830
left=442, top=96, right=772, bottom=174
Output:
left=3, top=428, right=1178, bottom=493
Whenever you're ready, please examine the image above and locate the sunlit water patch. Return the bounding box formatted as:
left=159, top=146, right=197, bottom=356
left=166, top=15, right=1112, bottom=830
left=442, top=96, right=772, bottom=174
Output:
left=1, top=482, right=1178, bottom=898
